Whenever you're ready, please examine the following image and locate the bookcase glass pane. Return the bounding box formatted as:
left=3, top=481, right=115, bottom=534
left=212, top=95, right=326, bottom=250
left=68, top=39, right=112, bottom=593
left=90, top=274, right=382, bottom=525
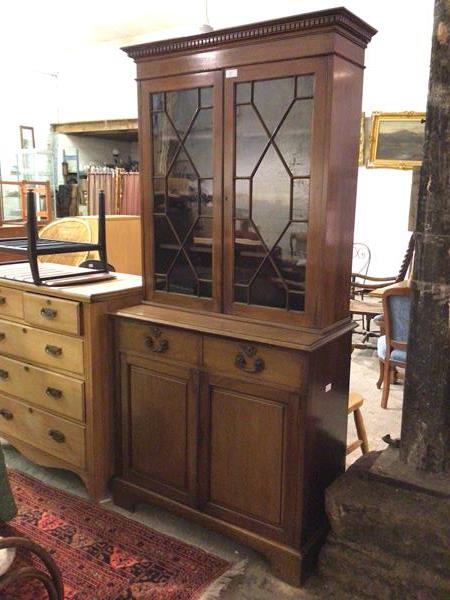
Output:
left=233, top=75, right=314, bottom=312
left=151, top=86, right=214, bottom=298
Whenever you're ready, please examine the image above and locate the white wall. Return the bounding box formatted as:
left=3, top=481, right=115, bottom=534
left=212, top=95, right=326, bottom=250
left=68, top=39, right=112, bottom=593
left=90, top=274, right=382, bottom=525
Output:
left=56, top=134, right=138, bottom=175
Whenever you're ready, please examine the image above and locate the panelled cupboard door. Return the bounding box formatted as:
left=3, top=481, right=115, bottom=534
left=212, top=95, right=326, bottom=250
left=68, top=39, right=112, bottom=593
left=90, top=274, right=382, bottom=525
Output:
left=119, top=354, right=199, bottom=506
left=140, top=72, right=223, bottom=312
left=199, top=375, right=301, bottom=544
left=223, top=58, right=328, bottom=326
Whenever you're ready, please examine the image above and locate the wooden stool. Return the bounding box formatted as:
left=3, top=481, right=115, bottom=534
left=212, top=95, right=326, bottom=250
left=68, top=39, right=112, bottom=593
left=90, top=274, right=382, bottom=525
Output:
left=347, top=392, right=369, bottom=456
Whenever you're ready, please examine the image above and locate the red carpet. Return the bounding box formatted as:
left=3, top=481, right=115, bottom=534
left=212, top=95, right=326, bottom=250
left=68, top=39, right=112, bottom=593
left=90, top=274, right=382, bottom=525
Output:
left=1, top=470, right=243, bottom=599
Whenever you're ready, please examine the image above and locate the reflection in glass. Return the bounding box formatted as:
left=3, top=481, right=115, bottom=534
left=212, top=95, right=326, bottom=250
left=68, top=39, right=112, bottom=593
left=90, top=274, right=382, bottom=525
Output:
left=296, top=75, right=314, bottom=98
left=0, top=183, right=22, bottom=221
left=166, top=88, right=198, bottom=136
left=152, top=112, right=178, bottom=176
left=236, top=82, right=251, bottom=104
left=275, top=99, right=313, bottom=176
left=235, top=179, right=250, bottom=219
left=234, top=220, right=264, bottom=285
left=151, top=85, right=214, bottom=298
left=153, top=178, right=165, bottom=213
left=199, top=179, right=213, bottom=217
left=235, top=105, right=268, bottom=177
left=292, top=179, right=309, bottom=221
left=254, top=77, right=294, bottom=133
left=184, top=108, right=213, bottom=178
left=233, top=75, right=314, bottom=312
left=252, top=146, right=290, bottom=248
left=200, top=87, right=213, bottom=107
left=168, top=253, right=197, bottom=295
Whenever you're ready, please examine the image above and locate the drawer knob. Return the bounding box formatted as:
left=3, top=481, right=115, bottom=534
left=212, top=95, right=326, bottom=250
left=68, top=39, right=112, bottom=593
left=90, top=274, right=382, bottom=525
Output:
left=0, top=409, right=13, bottom=420
left=145, top=327, right=169, bottom=353
left=0, top=297, right=6, bottom=305
left=0, top=333, right=5, bottom=342
left=0, top=369, right=9, bottom=380
left=48, top=429, right=65, bottom=443
left=40, top=307, right=58, bottom=319
left=235, top=344, right=265, bottom=374
left=45, top=344, right=62, bottom=357
left=46, top=387, right=62, bottom=399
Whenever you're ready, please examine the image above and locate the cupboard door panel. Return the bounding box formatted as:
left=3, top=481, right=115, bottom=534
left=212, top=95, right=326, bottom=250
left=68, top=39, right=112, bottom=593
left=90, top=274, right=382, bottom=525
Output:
left=210, top=388, right=284, bottom=525
left=130, top=366, right=188, bottom=489
left=201, top=375, right=300, bottom=543
left=121, top=354, right=198, bottom=505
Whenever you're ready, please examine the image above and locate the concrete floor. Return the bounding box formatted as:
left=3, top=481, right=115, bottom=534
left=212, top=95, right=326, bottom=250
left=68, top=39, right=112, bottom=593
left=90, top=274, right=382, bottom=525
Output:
left=3, top=341, right=403, bottom=599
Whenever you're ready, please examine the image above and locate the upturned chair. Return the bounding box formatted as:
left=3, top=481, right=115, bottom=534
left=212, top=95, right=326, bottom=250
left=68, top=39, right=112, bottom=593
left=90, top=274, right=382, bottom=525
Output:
left=376, top=286, right=412, bottom=409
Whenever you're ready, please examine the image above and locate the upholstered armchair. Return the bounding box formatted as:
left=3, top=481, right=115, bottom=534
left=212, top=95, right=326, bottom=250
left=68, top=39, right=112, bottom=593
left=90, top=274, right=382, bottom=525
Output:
left=376, top=286, right=412, bottom=409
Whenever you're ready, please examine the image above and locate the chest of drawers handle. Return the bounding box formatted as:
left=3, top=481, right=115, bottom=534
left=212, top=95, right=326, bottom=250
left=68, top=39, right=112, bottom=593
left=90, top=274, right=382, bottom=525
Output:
left=0, top=369, right=9, bottom=380
left=145, top=328, right=169, bottom=354
left=40, top=307, right=58, bottom=319
left=0, top=297, right=6, bottom=306
left=49, top=429, right=66, bottom=443
left=0, top=408, right=13, bottom=420
left=45, top=344, right=62, bottom=357
left=46, top=387, right=63, bottom=399
left=0, top=333, right=5, bottom=342
left=234, top=344, right=266, bottom=374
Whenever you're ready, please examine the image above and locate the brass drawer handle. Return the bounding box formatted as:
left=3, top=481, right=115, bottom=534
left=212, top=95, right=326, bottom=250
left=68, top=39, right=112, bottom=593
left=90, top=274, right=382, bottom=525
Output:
left=234, top=343, right=266, bottom=374
left=49, top=429, right=65, bottom=443
left=0, top=409, right=13, bottom=420
left=145, top=327, right=169, bottom=353
left=45, top=344, right=62, bottom=357
left=0, top=297, right=6, bottom=305
left=40, top=307, right=58, bottom=319
left=0, top=369, right=9, bottom=380
left=46, top=387, right=62, bottom=399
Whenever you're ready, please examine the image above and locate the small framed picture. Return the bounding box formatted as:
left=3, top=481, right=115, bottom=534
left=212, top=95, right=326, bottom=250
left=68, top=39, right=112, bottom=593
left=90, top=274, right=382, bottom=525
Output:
left=367, top=112, right=426, bottom=169
left=19, top=126, right=35, bottom=150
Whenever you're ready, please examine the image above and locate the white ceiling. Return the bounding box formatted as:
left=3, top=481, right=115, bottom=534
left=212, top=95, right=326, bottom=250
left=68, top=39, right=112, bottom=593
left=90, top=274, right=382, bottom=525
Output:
left=4, top=0, right=309, bottom=65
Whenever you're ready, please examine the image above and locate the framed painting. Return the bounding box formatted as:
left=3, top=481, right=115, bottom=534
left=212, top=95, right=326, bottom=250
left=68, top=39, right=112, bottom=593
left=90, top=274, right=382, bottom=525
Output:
left=367, top=112, right=426, bottom=169
left=19, top=126, right=35, bottom=150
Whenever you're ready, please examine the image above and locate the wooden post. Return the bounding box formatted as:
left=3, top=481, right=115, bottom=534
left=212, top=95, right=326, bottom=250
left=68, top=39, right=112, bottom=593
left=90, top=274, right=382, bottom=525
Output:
left=400, top=0, right=450, bottom=472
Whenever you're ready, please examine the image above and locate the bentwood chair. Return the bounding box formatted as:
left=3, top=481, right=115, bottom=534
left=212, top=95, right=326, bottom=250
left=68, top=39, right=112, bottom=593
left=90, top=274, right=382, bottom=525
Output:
left=376, top=286, right=412, bottom=409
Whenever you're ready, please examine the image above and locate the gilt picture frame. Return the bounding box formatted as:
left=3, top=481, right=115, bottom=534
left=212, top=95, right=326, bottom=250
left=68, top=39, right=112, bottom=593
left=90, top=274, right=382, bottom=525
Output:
left=358, top=113, right=365, bottom=166
left=367, top=112, right=426, bottom=169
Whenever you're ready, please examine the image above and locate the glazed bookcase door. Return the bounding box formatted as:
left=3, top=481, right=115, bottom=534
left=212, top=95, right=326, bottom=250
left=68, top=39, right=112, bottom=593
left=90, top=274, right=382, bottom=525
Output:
left=140, top=72, right=223, bottom=311
left=223, top=58, right=328, bottom=326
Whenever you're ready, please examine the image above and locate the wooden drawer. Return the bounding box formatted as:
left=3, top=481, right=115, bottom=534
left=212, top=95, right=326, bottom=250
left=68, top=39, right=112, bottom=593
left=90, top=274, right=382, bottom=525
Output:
left=0, top=394, right=85, bottom=469
left=0, top=287, right=23, bottom=320
left=203, top=336, right=305, bottom=389
left=0, top=355, right=84, bottom=421
left=117, top=318, right=201, bottom=365
left=24, top=293, right=81, bottom=335
left=0, top=319, right=84, bottom=375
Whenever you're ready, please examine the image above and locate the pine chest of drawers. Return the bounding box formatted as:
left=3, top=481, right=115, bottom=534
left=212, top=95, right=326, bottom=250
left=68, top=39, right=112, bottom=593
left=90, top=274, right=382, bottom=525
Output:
left=0, top=265, right=141, bottom=500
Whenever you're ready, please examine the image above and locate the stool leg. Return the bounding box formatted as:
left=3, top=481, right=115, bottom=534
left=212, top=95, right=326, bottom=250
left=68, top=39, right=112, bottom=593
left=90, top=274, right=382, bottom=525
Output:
left=353, top=408, right=369, bottom=454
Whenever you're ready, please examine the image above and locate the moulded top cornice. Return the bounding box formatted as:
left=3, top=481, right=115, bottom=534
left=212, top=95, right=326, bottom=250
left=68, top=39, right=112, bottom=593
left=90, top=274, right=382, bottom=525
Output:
left=122, top=7, right=377, bottom=61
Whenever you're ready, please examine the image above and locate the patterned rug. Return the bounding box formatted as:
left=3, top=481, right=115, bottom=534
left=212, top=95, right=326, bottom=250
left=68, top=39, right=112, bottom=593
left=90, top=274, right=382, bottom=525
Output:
left=0, top=470, right=245, bottom=599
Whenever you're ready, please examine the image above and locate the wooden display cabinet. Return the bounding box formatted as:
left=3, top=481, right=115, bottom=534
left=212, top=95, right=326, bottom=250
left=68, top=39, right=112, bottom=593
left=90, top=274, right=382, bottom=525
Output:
left=112, top=8, right=376, bottom=586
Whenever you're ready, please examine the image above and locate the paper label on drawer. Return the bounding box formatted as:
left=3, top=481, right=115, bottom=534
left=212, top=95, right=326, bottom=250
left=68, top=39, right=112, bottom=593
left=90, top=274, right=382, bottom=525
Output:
left=225, top=69, right=238, bottom=78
